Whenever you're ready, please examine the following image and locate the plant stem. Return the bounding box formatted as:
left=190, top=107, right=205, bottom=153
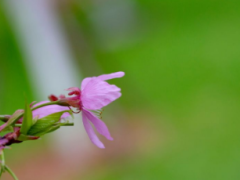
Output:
left=0, top=116, right=10, bottom=122
left=14, top=122, right=74, bottom=127
left=1, top=151, right=5, bottom=168
left=31, top=101, right=60, bottom=111
left=0, top=151, right=17, bottom=179
left=5, top=166, right=18, bottom=180
left=58, top=123, right=74, bottom=126
left=0, top=151, right=5, bottom=178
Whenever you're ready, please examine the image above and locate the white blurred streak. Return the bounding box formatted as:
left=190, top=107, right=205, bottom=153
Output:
left=2, top=0, right=90, bottom=158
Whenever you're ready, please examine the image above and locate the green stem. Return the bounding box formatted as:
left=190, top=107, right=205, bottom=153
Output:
left=5, top=166, right=18, bottom=180
left=15, top=122, right=74, bottom=127
left=0, top=116, right=10, bottom=122
left=57, top=123, right=74, bottom=126
left=0, top=168, right=2, bottom=178
left=0, top=151, right=5, bottom=178
left=31, top=101, right=60, bottom=111
left=1, top=151, right=5, bottom=168
left=0, top=151, right=18, bottom=180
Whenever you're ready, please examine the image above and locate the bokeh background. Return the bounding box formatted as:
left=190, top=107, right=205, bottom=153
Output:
left=0, top=0, right=240, bottom=179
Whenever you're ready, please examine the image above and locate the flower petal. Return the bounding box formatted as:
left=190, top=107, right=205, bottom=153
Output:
left=81, top=78, right=121, bottom=110
left=81, top=72, right=125, bottom=90
left=32, top=101, right=70, bottom=119
left=97, top=71, right=125, bottom=81
left=81, top=77, right=92, bottom=90
left=82, top=110, right=105, bottom=148
left=83, top=108, right=113, bottom=140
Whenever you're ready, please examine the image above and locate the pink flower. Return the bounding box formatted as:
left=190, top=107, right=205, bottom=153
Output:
left=50, top=71, right=125, bottom=148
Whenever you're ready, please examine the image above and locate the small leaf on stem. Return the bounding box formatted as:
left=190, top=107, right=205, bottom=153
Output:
left=27, top=110, right=71, bottom=136
left=20, top=100, right=33, bottom=135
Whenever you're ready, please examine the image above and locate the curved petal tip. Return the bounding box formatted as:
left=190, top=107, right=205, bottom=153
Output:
left=97, top=71, right=125, bottom=81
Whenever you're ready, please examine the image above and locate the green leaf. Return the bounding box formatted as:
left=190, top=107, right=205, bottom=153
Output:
left=0, top=126, right=14, bottom=134
left=0, top=110, right=23, bottom=133
left=20, top=101, right=33, bottom=135
left=32, top=125, right=61, bottom=137
left=32, top=115, right=39, bottom=125
left=27, top=110, right=71, bottom=136
left=29, top=121, right=74, bottom=136
left=45, top=125, right=61, bottom=134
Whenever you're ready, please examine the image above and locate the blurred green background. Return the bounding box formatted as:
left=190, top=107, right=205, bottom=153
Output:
left=1, top=0, right=240, bottom=179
